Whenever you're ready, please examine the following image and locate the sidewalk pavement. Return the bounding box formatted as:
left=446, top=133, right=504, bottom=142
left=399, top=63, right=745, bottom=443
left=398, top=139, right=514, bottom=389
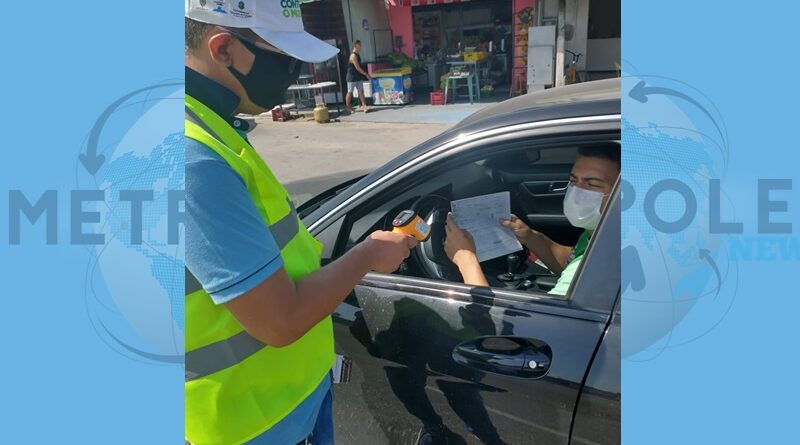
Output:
left=248, top=117, right=451, bottom=184
left=337, top=101, right=493, bottom=124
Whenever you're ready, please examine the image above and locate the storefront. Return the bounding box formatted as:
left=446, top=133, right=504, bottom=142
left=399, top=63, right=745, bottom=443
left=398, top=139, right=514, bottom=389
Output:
left=534, top=0, right=621, bottom=82
left=385, top=0, right=519, bottom=96
left=411, top=1, right=513, bottom=91
left=298, top=0, right=621, bottom=107
left=384, top=0, right=620, bottom=95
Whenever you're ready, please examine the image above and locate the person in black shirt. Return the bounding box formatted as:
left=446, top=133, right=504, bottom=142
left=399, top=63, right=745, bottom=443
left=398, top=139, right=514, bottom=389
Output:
left=345, top=40, right=372, bottom=113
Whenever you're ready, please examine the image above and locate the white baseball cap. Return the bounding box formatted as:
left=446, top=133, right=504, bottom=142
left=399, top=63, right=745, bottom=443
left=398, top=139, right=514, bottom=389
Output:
left=185, top=0, right=339, bottom=63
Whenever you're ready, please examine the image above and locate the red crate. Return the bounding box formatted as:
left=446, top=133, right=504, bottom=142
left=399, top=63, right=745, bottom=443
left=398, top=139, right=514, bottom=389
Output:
left=271, top=106, right=289, bottom=122
left=430, top=90, right=445, bottom=106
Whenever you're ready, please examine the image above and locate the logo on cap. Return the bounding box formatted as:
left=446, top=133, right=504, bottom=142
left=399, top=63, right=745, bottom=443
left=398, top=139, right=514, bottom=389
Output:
left=281, top=0, right=301, bottom=18
left=208, top=0, right=227, bottom=14
left=230, top=0, right=252, bottom=19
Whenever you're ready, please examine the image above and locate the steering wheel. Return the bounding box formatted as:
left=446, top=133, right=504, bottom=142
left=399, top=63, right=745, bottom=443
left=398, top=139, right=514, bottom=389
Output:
left=407, top=195, right=463, bottom=282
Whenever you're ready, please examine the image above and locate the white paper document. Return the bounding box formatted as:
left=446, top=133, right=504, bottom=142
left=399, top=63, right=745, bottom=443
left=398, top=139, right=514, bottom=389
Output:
left=451, top=192, right=523, bottom=262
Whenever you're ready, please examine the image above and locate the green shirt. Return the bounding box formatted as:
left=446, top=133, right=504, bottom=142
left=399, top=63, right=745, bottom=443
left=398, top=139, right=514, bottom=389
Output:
left=570, top=230, right=591, bottom=260
left=548, top=230, right=591, bottom=297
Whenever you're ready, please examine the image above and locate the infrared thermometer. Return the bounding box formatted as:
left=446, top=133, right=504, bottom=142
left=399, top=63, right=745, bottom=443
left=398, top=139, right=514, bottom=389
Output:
left=391, top=210, right=432, bottom=241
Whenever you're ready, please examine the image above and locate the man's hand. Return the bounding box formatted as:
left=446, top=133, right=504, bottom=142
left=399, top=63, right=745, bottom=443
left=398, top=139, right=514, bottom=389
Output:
left=444, top=213, right=489, bottom=286
left=500, top=214, right=533, bottom=244
left=445, top=213, right=478, bottom=266
left=363, top=231, right=417, bottom=273
left=502, top=213, right=573, bottom=275
left=226, top=230, right=416, bottom=348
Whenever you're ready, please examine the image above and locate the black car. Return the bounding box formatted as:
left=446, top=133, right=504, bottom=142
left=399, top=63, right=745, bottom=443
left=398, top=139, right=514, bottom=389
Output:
left=298, top=79, right=621, bottom=445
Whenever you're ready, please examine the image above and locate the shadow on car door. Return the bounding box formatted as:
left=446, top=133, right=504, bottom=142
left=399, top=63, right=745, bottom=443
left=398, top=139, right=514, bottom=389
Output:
left=331, top=278, right=612, bottom=445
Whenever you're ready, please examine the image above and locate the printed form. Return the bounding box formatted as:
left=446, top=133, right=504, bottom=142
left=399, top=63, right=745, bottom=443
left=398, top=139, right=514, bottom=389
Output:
left=451, top=192, right=523, bottom=262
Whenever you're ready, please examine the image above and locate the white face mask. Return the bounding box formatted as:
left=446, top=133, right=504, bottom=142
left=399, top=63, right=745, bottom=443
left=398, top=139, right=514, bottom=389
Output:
left=563, top=184, right=606, bottom=230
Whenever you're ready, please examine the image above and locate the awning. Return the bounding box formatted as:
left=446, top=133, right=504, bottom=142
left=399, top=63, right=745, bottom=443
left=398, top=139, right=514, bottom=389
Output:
left=389, top=0, right=476, bottom=7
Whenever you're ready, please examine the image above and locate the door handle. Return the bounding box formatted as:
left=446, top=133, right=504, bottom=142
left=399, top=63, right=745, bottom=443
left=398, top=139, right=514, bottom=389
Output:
left=452, top=336, right=552, bottom=378
left=549, top=181, right=569, bottom=193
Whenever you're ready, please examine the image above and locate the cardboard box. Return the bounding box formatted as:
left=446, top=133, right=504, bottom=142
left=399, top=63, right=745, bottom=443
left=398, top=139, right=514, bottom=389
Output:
left=463, top=51, right=486, bottom=62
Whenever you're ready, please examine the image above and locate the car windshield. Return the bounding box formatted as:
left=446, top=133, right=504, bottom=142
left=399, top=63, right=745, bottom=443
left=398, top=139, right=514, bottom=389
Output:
left=290, top=172, right=368, bottom=217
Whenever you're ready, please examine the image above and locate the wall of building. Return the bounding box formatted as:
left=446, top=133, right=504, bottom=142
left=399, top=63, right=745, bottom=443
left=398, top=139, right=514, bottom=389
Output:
left=586, top=38, right=620, bottom=71
left=586, top=0, right=620, bottom=71
left=565, top=0, right=589, bottom=72
left=341, top=0, right=392, bottom=61
left=386, top=2, right=414, bottom=58
left=532, top=0, right=620, bottom=77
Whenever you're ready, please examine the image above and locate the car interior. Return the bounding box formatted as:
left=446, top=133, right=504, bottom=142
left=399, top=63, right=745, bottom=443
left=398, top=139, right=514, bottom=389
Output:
left=326, top=139, right=619, bottom=296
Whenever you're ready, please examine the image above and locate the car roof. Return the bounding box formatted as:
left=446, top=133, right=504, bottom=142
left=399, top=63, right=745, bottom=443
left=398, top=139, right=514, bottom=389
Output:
left=305, top=79, right=620, bottom=224
left=456, top=78, right=620, bottom=130
left=383, top=78, right=620, bottom=164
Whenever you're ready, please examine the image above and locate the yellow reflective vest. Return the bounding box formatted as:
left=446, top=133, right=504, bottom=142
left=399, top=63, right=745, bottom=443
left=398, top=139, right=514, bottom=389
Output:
left=184, top=94, right=334, bottom=445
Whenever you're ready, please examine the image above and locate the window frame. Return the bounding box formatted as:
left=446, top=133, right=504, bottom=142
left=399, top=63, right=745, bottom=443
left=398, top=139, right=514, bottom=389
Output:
left=351, top=179, right=620, bottom=314
left=308, top=115, right=620, bottom=314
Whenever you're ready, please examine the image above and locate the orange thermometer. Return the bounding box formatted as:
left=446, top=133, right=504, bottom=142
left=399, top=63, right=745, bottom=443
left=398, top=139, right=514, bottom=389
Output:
left=391, top=210, right=432, bottom=241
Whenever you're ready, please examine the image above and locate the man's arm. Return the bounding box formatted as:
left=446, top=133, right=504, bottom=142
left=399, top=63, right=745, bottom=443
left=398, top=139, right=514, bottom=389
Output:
left=444, top=213, right=489, bottom=287
left=521, top=230, right=573, bottom=275
left=226, top=232, right=415, bottom=347
left=450, top=252, right=489, bottom=287
left=186, top=147, right=415, bottom=348
left=501, top=214, right=572, bottom=275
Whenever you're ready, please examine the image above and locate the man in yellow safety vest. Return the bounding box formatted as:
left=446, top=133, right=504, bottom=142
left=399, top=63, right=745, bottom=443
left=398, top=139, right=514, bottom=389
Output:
left=184, top=1, right=416, bottom=444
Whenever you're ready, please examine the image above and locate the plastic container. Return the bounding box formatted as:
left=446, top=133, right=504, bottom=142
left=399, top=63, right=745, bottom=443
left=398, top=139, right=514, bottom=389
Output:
left=313, top=104, right=330, bottom=123
left=430, top=90, right=445, bottom=105
left=271, top=106, right=288, bottom=122
left=463, top=51, right=486, bottom=62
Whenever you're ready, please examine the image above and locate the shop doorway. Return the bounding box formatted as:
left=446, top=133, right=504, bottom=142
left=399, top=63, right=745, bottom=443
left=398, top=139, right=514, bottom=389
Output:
left=586, top=0, right=621, bottom=78
left=412, top=0, right=513, bottom=99
left=535, top=0, right=621, bottom=85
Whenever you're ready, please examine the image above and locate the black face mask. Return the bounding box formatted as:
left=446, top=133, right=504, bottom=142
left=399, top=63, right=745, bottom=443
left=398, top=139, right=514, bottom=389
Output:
left=228, top=38, right=302, bottom=110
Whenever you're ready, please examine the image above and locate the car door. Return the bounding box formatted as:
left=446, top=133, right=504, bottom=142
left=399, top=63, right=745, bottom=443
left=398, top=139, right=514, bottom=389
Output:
left=330, top=279, right=615, bottom=445
left=570, top=298, right=620, bottom=445
left=305, top=116, right=620, bottom=444
left=320, top=189, right=618, bottom=445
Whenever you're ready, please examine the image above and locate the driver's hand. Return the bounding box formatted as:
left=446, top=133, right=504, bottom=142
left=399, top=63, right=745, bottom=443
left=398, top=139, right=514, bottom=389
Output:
left=364, top=231, right=417, bottom=273
left=445, top=213, right=478, bottom=267
left=500, top=214, right=533, bottom=243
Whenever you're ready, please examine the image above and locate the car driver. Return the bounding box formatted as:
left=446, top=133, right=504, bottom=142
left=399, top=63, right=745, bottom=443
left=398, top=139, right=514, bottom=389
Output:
left=444, top=144, right=620, bottom=296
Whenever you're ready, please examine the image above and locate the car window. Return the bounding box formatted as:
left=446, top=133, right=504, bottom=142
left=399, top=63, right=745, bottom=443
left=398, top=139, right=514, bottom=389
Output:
left=533, top=146, right=579, bottom=165
left=329, top=138, right=619, bottom=302
left=479, top=146, right=577, bottom=173
left=567, top=178, right=621, bottom=309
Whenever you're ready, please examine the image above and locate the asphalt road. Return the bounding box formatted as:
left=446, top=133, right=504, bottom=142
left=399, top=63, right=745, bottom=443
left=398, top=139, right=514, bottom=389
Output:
left=247, top=117, right=451, bottom=184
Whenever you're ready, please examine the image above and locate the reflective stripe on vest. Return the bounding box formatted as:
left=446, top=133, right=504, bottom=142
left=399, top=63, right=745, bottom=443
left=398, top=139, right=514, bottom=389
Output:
left=185, top=330, right=265, bottom=382
left=184, top=94, right=334, bottom=445
left=188, top=105, right=301, bottom=247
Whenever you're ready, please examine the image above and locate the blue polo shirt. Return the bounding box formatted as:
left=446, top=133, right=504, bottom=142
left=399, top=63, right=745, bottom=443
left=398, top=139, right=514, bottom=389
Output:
left=185, top=67, right=331, bottom=445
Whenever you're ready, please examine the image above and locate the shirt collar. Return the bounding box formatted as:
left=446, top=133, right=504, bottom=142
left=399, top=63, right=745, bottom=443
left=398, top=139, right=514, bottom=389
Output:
left=185, top=67, right=253, bottom=133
